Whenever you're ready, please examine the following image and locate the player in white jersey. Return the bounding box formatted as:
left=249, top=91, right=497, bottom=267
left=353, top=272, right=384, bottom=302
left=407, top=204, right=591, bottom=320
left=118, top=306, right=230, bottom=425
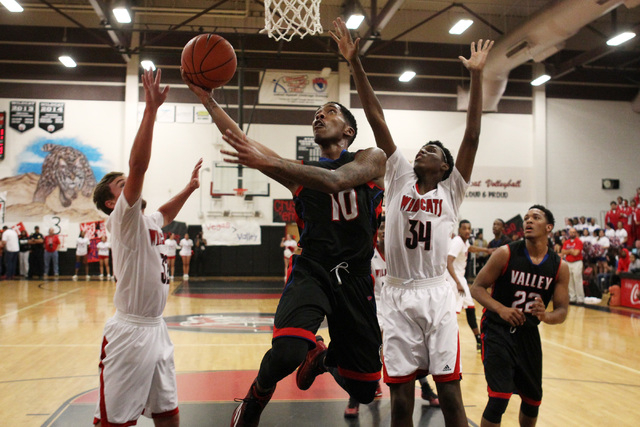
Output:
left=73, top=230, right=91, bottom=280
left=92, top=68, right=202, bottom=427
left=446, top=220, right=493, bottom=352
left=331, top=17, right=493, bottom=426
left=179, top=234, right=193, bottom=278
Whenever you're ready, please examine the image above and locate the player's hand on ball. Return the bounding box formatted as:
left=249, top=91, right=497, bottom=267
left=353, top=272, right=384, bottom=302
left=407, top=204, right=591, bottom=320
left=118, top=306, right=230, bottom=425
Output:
left=181, top=67, right=212, bottom=99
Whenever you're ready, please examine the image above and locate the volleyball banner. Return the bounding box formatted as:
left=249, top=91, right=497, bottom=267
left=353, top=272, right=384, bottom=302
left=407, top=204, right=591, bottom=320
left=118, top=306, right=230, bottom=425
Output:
left=259, top=70, right=338, bottom=106
left=202, top=220, right=261, bottom=246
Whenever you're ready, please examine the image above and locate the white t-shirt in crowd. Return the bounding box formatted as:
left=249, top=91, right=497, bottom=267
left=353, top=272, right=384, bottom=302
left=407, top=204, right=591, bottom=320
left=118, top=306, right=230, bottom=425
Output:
left=76, top=236, right=90, bottom=256
left=97, top=241, right=111, bottom=257
left=179, top=239, right=193, bottom=257
left=2, top=228, right=20, bottom=252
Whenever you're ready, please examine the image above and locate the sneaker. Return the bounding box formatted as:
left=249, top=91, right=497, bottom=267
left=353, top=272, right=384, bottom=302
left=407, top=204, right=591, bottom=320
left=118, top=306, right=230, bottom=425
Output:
left=374, top=382, right=383, bottom=399
left=99, top=275, right=104, bottom=281
left=183, top=274, right=189, bottom=279
left=296, top=335, right=328, bottom=390
left=72, top=275, right=78, bottom=280
left=344, top=399, right=360, bottom=418
left=86, top=275, right=91, bottom=280
left=421, top=388, right=440, bottom=407
left=99, top=274, right=103, bottom=278
left=230, top=379, right=275, bottom=427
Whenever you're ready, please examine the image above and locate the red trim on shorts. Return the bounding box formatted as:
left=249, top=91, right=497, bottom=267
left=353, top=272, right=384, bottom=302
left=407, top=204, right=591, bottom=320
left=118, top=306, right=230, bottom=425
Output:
left=433, top=333, right=462, bottom=383
left=338, top=367, right=381, bottom=382
left=99, top=255, right=109, bottom=260
left=272, top=327, right=316, bottom=345
left=93, top=418, right=138, bottom=427
left=167, top=256, right=175, bottom=259
left=152, top=407, right=180, bottom=418
left=488, top=386, right=513, bottom=400
left=382, top=359, right=416, bottom=384
left=519, top=394, right=541, bottom=407
left=98, top=336, right=109, bottom=425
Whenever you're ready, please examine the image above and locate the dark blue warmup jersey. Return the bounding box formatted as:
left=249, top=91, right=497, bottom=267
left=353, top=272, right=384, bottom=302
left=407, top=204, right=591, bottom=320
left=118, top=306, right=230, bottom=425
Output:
left=485, top=240, right=562, bottom=327
left=294, top=150, right=384, bottom=272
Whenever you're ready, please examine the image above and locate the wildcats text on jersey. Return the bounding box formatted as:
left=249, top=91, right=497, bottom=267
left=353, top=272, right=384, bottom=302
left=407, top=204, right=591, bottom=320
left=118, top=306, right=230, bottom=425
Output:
left=511, top=270, right=553, bottom=291
left=149, top=229, right=165, bottom=246
left=400, top=196, right=443, bottom=216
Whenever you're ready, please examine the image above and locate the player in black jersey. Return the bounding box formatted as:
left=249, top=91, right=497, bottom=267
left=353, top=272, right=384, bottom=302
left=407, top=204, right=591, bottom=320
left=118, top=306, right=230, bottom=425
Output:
left=182, top=72, right=386, bottom=427
left=470, top=205, right=569, bottom=427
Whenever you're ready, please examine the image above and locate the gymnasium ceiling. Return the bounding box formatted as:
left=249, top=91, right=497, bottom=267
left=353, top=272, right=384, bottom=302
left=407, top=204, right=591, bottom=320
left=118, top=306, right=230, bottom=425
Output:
left=1, top=0, right=640, bottom=106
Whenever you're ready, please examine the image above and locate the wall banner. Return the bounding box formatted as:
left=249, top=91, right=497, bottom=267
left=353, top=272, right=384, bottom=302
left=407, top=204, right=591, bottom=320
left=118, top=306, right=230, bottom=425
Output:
left=202, top=220, right=261, bottom=246
left=258, top=70, right=338, bottom=106
left=465, top=167, right=533, bottom=203
left=39, top=102, right=65, bottom=133
left=10, top=101, right=36, bottom=133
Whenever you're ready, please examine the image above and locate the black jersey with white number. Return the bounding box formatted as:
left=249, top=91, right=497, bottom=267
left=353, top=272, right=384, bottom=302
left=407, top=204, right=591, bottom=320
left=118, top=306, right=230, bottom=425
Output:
left=294, top=150, right=384, bottom=274
left=484, top=240, right=562, bottom=327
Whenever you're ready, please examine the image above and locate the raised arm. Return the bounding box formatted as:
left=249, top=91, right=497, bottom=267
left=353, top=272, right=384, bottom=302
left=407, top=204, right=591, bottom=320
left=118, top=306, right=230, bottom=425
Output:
left=181, top=70, right=298, bottom=190
left=470, top=246, right=526, bottom=327
left=123, top=69, right=169, bottom=206
left=330, top=17, right=396, bottom=158
left=455, top=39, right=494, bottom=182
left=158, top=159, right=203, bottom=227
left=222, top=130, right=386, bottom=194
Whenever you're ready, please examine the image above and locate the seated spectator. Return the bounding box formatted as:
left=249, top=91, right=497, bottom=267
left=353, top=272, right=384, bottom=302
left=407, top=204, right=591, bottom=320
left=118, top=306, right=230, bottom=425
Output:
left=617, top=247, right=631, bottom=274
left=605, top=222, right=616, bottom=239
left=575, top=216, right=588, bottom=232
left=597, top=247, right=617, bottom=292
left=587, top=217, right=600, bottom=234
left=629, top=252, right=640, bottom=273
left=580, top=228, right=595, bottom=245
left=615, top=220, right=628, bottom=247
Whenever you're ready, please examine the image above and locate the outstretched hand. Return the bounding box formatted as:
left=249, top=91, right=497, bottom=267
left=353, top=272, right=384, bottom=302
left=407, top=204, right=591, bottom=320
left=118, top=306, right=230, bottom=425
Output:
left=459, top=39, right=494, bottom=72
left=330, top=17, right=360, bottom=63
left=187, top=158, right=204, bottom=191
left=221, top=130, right=270, bottom=170
left=142, top=68, right=170, bottom=109
left=180, top=67, right=212, bottom=101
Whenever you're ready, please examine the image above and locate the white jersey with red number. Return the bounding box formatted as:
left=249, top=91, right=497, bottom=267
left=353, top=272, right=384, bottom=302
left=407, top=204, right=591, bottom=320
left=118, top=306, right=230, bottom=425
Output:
left=446, top=235, right=470, bottom=281
left=371, top=247, right=387, bottom=319
left=107, top=195, right=168, bottom=317
left=384, top=149, right=469, bottom=280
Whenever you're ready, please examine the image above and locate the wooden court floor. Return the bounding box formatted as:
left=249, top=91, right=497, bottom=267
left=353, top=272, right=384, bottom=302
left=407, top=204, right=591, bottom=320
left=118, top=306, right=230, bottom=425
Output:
left=1, top=276, right=639, bottom=426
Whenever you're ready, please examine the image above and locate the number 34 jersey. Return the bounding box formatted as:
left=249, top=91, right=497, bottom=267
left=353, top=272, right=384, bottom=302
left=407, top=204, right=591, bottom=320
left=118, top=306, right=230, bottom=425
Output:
left=384, top=149, right=469, bottom=280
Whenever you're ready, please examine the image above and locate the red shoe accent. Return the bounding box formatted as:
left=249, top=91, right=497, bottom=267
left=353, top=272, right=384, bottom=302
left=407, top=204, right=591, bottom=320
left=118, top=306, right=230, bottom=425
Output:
left=230, top=379, right=275, bottom=427
left=296, top=335, right=328, bottom=390
left=343, top=400, right=360, bottom=418
left=374, top=382, right=383, bottom=399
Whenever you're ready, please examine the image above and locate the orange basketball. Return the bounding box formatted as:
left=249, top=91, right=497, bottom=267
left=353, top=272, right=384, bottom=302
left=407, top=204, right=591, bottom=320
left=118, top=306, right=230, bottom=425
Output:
left=181, top=34, right=237, bottom=89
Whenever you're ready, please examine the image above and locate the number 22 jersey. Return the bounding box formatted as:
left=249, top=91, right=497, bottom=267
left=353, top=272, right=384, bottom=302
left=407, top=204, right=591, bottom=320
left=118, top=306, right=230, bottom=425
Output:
left=384, top=149, right=469, bottom=280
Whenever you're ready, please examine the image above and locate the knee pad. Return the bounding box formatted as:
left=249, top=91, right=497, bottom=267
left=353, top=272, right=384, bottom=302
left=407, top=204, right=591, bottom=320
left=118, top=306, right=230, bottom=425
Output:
left=520, top=400, right=540, bottom=419
left=75, top=262, right=80, bottom=269
left=465, top=307, right=478, bottom=330
left=483, top=397, right=509, bottom=424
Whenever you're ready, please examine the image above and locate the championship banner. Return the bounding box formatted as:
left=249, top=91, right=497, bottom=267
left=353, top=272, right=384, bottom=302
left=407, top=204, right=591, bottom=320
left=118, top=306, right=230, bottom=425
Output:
left=39, top=102, right=65, bottom=133
left=10, top=101, right=36, bottom=133
left=273, top=199, right=297, bottom=223
left=202, top=220, right=261, bottom=246
left=80, top=220, right=107, bottom=262
left=465, top=167, right=533, bottom=202
left=258, top=70, right=338, bottom=106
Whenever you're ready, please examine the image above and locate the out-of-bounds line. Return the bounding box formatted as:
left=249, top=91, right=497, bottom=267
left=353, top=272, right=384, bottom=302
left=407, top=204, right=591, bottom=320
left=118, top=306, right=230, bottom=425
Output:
left=0, top=288, right=81, bottom=320
left=542, top=339, right=640, bottom=375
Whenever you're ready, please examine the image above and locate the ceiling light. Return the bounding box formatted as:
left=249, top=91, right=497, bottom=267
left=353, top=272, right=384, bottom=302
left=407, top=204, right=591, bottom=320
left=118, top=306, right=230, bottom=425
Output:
left=531, top=74, right=551, bottom=86
left=141, top=60, right=156, bottom=71
left=346, top=14, right=365, bottom=30
left=606, top=31, right=636, bottom=46
left=1, top=0, right=23, bottom=12
left=59, top=56, right=77, bottom=68
left=399, top=71, right=416, bottom=82
left=113, top=7, right=132, bottom=24
left=449, top=19, right=473, bottom=35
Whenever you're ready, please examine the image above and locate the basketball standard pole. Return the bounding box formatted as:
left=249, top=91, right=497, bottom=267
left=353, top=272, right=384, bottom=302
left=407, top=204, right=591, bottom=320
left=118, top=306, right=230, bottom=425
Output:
left=237, top=35, right=245, bottom=195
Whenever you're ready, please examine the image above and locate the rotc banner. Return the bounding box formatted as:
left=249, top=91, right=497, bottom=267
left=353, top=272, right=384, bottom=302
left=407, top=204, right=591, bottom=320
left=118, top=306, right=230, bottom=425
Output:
left=202, top=220, right=261, bottom=246
left=39, top=102, right=65, bottom=133
left=258, top=70, right=338, bottom=106
left=10, top=101, right=36, bottom=133
left=80, top=220, right=107, bottom=262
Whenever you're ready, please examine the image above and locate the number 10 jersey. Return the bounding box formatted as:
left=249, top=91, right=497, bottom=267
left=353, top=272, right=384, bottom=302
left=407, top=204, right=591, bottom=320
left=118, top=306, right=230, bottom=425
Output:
left=384, top=149, right=469, bottom=280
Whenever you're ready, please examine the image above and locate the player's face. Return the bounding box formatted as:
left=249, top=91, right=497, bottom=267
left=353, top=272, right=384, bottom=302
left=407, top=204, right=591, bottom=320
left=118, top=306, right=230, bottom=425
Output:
left=312, top=103, right=351, bottom=144
left=459, top=223, right=472, bottom=240
left=107, top=175, right=127, bottom=208
left=492, top=220, right=503, bottom=235
left=523, top=209, right=551, bottom=239
left=413, top=144, right=447, bottom=174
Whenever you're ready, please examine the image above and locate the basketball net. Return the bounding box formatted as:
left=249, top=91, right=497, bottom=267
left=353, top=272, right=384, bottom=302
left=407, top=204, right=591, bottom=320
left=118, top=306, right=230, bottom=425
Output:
left=261, top=0, right=323, bottom=41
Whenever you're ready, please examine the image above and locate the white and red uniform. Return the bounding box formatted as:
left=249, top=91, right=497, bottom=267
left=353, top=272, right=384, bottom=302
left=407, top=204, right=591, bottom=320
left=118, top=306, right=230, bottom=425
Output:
left=164, top=238, right=178, bottom=259
left=76, top=236, right=90, bottom=257
left=97, top=240, right=111, bottom=259
left=93, top=196, right=178, bottom=426
left=381, top=149, right=468, bottom=383
left=445, top=235, right=473, bottom=313
left=371, top=247, right=387, bottom=328
left=179, top=238, right=193, bottom=257
left=282, top=238, right=297, bottom=259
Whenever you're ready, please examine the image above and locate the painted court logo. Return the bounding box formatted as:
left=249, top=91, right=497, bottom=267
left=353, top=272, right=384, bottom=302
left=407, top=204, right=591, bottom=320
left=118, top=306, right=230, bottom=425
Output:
left=165, top=313, right=274, bottom=333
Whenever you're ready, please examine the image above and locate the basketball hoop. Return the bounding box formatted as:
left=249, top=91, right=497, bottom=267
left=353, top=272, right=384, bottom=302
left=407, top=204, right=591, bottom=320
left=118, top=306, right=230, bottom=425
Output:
left=261, top=0, right=323, bottom=42
left=234, top=188, right=249, bottom=197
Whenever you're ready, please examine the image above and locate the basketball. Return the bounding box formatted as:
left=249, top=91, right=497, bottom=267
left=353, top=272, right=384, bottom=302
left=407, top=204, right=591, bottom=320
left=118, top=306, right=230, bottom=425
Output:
left=181, top=34, right=237, bottom=89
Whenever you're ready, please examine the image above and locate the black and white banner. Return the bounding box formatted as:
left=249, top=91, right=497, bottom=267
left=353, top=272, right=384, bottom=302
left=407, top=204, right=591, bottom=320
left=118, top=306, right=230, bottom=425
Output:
left=38, top=102, right=65, bottom=133
left=10, top=101, right=36, bottom=133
